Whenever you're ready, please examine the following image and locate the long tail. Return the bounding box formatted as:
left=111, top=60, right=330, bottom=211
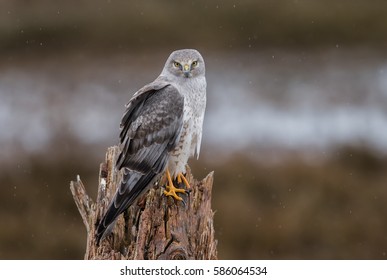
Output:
left=95, top=168, right=156, bottom=244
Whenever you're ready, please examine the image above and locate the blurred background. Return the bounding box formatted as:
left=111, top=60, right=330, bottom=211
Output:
left=1, top=0, right=387, bottom=259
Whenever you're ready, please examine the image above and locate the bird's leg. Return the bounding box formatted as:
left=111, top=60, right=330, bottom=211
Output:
left=177, top=173, right=190, bottom=189
left=163, top=169, right=186, bottom=201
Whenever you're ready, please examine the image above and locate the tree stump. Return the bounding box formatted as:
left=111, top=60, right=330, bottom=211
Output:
left=70, top=146, right=217, bottom=260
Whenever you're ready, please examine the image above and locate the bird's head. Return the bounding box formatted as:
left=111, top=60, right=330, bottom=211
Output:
left=162, top=49, right=205, bottom=79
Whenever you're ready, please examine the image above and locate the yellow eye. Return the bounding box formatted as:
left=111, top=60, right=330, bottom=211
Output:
left=173, top=61, right=180, bottom=68
left=192, top=61, right=198, bottom=67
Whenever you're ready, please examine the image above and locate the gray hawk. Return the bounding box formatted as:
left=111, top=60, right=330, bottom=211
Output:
left=96, top=49, right=207, bottom=244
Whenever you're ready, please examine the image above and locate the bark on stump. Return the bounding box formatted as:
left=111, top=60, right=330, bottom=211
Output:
left=70, top=146, right=217, bottom=260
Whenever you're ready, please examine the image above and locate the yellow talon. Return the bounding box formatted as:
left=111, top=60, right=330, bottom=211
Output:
left=163, top=169, right=187, bottom=201
left=177, top=173, right=190, bottom=189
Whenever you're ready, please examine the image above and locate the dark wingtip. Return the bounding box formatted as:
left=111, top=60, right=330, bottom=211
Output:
left=95, top=233, right=101, bottom=246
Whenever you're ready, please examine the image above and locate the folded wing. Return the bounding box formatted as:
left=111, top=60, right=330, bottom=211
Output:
left=96, top=81, right=184, bottom=243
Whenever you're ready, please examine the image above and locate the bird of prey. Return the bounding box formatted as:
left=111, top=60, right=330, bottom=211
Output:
left=96, top=49, right=207, bottom=244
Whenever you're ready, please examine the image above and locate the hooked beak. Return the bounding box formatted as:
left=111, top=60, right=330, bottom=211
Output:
left=183, top=64, right=191, bottom=77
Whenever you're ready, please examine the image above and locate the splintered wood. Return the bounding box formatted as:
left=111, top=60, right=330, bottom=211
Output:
left=70, top=146, right=217, bottom=260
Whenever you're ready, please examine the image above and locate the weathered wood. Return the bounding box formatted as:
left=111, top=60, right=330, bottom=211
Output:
left=70, top=146, right=217, bottom=260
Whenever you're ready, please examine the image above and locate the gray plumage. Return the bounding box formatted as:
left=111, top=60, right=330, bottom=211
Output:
left=96, top=49, right=207, bottom=244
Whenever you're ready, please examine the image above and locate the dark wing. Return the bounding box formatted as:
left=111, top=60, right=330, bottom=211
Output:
left=117, top=81, right=184, bottom=172
left=96, top=82, right=184, bottom=243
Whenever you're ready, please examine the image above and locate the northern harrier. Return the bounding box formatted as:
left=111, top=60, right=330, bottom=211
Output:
left=96, top=49, right=207, bottom=244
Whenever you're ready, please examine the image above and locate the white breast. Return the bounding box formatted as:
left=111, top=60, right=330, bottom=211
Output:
left=167, top=77, right=206, bottom=177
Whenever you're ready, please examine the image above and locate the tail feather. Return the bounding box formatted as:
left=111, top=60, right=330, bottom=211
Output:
left=95, top=169, right=156, bottom=244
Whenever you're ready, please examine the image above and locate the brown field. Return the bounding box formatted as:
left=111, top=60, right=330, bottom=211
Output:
left=1, top=145, right=386, bottom=259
